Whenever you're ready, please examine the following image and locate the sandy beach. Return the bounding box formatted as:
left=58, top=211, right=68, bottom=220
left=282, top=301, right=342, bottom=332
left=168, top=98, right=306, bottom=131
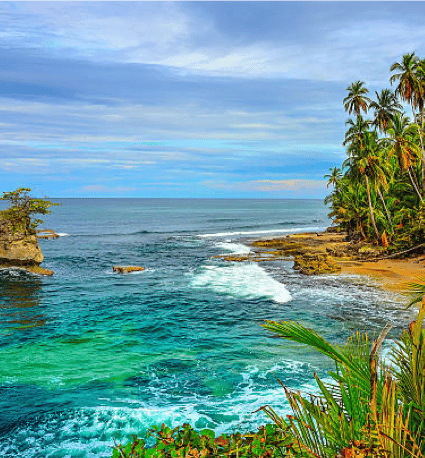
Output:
left=338, top=258, right=425, bottom=292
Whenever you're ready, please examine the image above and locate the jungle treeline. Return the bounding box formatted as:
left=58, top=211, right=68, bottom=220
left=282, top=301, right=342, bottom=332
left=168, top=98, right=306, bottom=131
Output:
left=326, top=52, right=425, bottom=250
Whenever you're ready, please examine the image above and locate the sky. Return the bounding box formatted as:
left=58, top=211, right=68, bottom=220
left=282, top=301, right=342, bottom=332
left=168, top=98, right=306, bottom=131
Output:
left=2, top=1, right=425, bottom=198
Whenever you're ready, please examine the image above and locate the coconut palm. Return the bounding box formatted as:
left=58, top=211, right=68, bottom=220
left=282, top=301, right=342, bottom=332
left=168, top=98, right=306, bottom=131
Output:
left=343, top=115, right=371, bottom=150
left=390, top=53, right=425, bottom=191
left=327, top=178, right=368, bottom=239
left=344, top=131, right=384, bottom=241
left=325, top=167, right=342, bottom=188
left=390, top=52, right=420, bottom=111
left=370, top=89, right=402, bottom=134
left=343, top=81, right=371, bottom=117
left=386, top=114, right=423, bottom=202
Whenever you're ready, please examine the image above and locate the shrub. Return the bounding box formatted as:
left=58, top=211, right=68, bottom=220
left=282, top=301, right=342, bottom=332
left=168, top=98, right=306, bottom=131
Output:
left=0, top=187, right=58, bottom=235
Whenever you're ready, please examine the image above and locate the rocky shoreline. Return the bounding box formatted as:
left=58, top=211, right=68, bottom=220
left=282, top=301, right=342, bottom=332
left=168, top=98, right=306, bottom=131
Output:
left=216, top=231, right=425, bottom=293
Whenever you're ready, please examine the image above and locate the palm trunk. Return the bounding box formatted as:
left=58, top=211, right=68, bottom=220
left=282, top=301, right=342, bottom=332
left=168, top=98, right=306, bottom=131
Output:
left=377, top=187, right=393, bottom=232
left=365, top=175, right=380, bottom=241
left=358, top=220, right=367, bottom=240
left=415, top=123, right=425, bottom=193
left=407, top=166, right=424, bottom=202
left=411, top=104, right=425, bottom=193
left=418, top=101, right=425, bottom=193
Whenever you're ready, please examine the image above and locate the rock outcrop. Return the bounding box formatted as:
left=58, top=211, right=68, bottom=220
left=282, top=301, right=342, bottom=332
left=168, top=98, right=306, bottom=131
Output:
left=0, top=218, right=53, bottom=275
left=113, top=266, right=145, bottom=274
left=293, top=252, right=341, bottom=275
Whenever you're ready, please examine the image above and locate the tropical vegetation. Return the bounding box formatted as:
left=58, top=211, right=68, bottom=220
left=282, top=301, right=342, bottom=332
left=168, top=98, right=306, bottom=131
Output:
left=0, top=187, right=58, bottom=235
left=326, top=52, right=425, bottom=251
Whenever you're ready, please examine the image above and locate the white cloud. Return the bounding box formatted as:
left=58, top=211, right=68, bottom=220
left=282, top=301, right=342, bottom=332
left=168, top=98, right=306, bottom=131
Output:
left=3, top=3, right=425, bottom=83
left=204, top=179, right=327, bottom=194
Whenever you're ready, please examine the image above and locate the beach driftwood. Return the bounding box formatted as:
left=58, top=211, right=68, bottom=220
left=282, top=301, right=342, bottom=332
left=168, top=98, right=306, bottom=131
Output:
left=113, top=266, right=145, bottom=274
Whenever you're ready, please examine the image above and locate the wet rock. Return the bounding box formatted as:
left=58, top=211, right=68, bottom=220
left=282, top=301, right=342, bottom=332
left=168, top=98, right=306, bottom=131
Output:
left=113, top=266, right=145, bottom=274
left=293, top=252, right=341, bottom=275
left=36, top=229, right=59, bottom=239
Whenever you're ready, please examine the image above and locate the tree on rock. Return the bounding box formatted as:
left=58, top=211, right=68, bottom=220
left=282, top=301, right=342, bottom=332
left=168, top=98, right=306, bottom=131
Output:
left=0, top=188, right=58, bottom=235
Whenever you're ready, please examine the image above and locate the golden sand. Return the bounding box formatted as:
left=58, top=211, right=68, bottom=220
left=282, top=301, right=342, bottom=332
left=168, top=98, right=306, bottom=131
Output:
left=338, top=258, right=425, bottom=292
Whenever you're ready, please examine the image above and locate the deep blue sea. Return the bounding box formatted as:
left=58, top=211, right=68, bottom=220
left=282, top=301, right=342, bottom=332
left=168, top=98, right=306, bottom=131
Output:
left=0, top=199, right=414, bottom=457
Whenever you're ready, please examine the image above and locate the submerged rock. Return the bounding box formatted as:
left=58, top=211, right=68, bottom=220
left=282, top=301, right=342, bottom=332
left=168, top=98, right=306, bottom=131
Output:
left=113, top=266, right=145, bottom=274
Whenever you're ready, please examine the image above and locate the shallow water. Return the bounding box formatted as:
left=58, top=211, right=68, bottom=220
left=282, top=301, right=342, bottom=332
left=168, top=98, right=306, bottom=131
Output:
left=0, top=199, right=414, bottom=457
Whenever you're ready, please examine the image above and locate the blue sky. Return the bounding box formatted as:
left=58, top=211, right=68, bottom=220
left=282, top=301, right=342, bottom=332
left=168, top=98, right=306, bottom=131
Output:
left=2, top=2, right=425, bottom=198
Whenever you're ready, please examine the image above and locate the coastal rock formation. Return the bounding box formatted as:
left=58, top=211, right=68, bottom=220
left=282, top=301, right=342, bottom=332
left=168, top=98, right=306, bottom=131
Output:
left=0, top=219, right=53, bottom=275
left=293, top=252, right=341, bottom=275
left=113, top=266, right=145, bottom=274
left=0, top=219, right=43, bottom=265
left=249, top=232, right=368, bottom=276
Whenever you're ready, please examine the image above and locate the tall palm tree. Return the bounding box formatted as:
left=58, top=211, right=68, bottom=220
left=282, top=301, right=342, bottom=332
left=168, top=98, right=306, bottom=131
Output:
left=390, top=52, right=420, bottom=112
left=370, top=89, right=402, bottom=134
left=343, top=81, right=371, bottom=117
left=386, top=113, right=423, bottom=202
left=344, top=132, right=383, bottom=241
left=390, top=52, right=425, bottom=191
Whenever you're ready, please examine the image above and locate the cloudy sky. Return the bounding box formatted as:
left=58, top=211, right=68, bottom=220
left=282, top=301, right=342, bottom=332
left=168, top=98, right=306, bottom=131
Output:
left=1, top=1, right=425, bottom=198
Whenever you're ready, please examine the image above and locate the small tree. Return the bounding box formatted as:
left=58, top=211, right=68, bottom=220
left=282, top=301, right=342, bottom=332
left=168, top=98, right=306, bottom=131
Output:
left=0, top=187, right=58, bottom=235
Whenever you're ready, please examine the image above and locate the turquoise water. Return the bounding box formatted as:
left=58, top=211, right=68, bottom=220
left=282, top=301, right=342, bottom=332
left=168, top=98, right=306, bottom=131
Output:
left=0, top=199, right=413, bottom=457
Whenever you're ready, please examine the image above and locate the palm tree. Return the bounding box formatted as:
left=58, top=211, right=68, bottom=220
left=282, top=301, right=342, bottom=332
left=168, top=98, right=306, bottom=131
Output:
left=343, top=115, right=371, bottom=150
left=386, top=113, right=423, bottom=202
left=327, top=178, right=368, bottom=239
left=390, top=52, right=425, bottom=191
left=325, top=167, right=342, bottom=188
left=390, top=52, right=420, bottom=112
left=344, top=131, right=384, bottom=241
left=370, top=89, right=402, bottom=134
left=343, top=81, right=371, bottom=117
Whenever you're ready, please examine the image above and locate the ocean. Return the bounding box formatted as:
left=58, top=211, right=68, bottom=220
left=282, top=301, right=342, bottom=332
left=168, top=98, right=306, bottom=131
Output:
left=0, top=199, right=414, bottom=457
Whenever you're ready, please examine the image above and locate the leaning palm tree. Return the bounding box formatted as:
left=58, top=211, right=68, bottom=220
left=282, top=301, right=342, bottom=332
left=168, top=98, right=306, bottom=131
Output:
left=343, top=81, right=371, bottom=117
left=386, top=113, right=423, bottom=202
left=390, top=53, right=425, bottom=191
left=370, top=88, right=402, bottom=135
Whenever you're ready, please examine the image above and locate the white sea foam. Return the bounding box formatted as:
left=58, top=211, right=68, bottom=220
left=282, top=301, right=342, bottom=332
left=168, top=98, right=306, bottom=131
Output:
left=190, top=263, right=291, bottom=303
left=0, top=361, right=316, bottom=457
left=215, top=241, right=251, bottom=255
left=56, top=232, right=70, bottom=237
left=198, top=226, right=326, bottom=238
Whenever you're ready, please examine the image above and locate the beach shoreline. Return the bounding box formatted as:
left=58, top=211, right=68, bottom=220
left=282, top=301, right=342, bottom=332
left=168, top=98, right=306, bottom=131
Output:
left=244, top=231, right=425, bottom=295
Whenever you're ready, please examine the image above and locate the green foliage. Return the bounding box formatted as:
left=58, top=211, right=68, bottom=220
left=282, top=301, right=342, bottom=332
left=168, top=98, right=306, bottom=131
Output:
left=262, top=300, right=425, bottom=458
left=326, top=52, right=425, bottom=249
left=112, top=423, right=293, bottom=458
left=0, top=187, right=58, bottom=235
